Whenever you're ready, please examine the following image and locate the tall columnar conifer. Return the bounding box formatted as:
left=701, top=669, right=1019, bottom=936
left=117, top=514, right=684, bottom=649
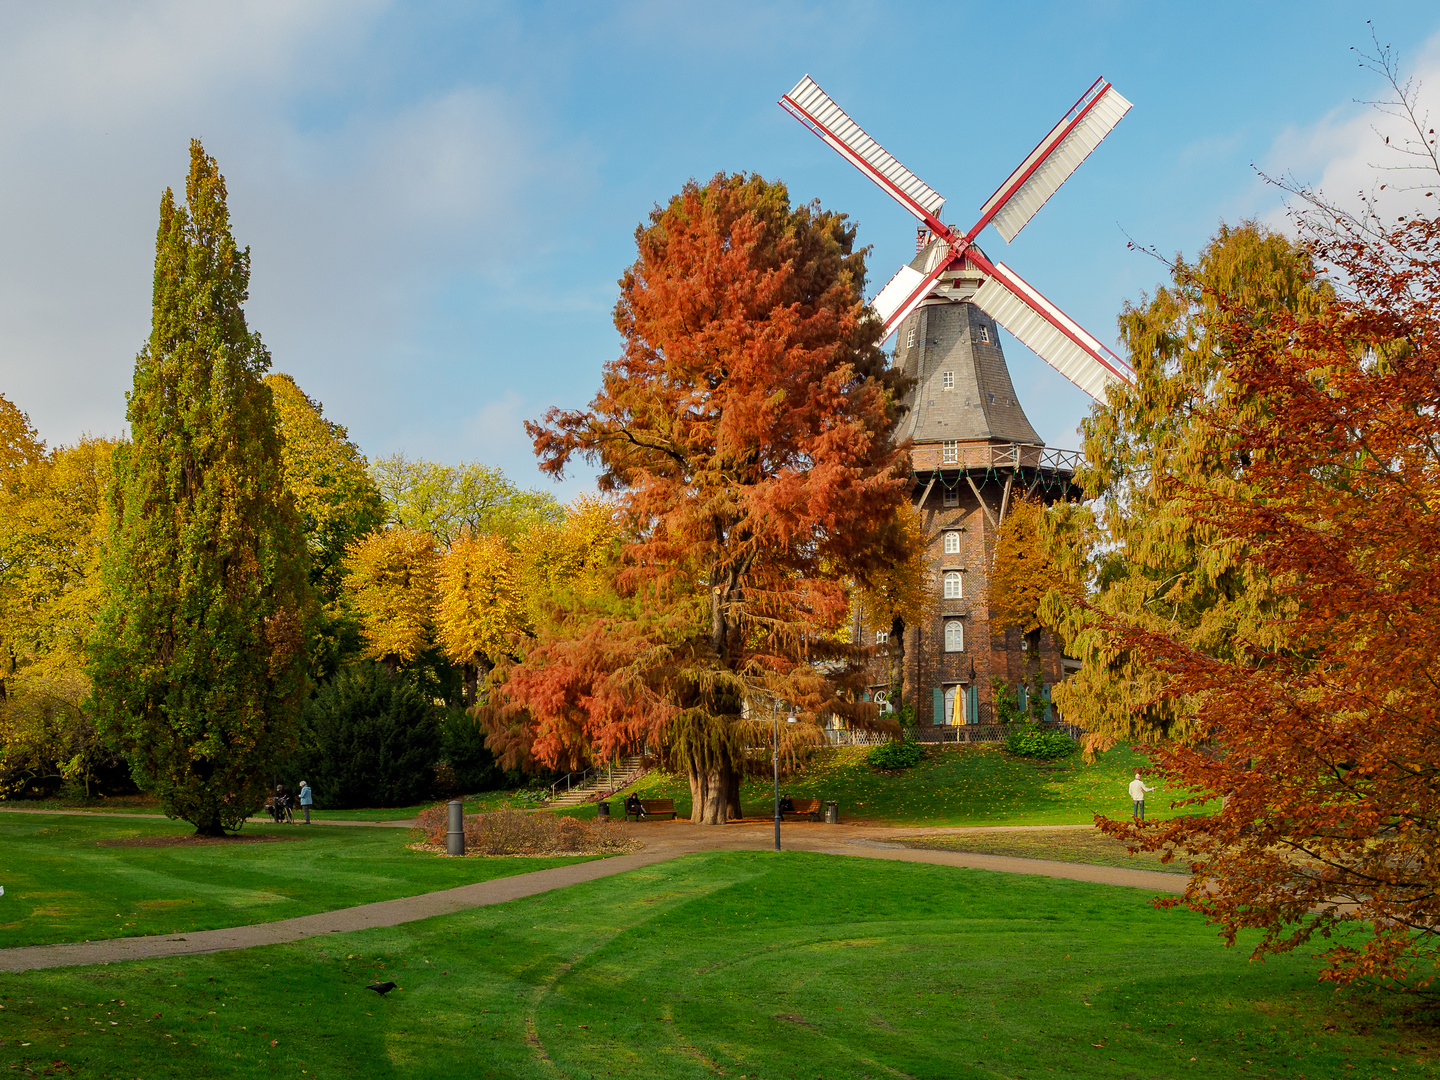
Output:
left=90, top=142, right=310, bottom=835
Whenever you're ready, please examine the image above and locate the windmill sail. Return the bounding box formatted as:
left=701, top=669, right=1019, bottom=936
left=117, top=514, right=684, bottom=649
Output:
left=968, top=256, right=1132, bottom=401
left=871, top=259, right=953, bottom=336
left=781, top=76, right=947, bottom=229
left=974, top=79, right=1132, bottom=244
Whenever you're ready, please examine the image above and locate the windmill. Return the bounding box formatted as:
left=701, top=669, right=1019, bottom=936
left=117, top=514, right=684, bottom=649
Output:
left=780, top=75, right=1134, bottom=401
left=780, top=76, right=1135, bottom=730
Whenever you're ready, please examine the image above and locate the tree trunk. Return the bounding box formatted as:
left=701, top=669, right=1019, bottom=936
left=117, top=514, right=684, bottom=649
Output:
left=463, top=660, right=477, bottom=707
left=725, top=765, right=743, bottom=821
left=889, top=615, right=906, bottom=719
left=688, top=757, right=732, bottom=824
left=473, top=653, right=494, bottom=708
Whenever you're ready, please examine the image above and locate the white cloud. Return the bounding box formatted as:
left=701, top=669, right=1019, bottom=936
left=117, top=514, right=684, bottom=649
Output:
left=1262, top=30, right=1440, bottom=224
left=0, top=2, right=599, bottom=469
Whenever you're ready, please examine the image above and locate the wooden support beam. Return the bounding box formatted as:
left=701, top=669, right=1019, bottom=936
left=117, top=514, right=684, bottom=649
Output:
left=997, top=470, right=1016, bottom=527
left=964, top=472, right=998, bottom=531
left=915, top=473, right=936, bottom=509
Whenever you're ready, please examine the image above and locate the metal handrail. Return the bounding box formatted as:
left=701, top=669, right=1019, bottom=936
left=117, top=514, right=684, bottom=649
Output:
left=911, top=442, right=1083, bottom=475
left=546, top=756, right=645, bottom=802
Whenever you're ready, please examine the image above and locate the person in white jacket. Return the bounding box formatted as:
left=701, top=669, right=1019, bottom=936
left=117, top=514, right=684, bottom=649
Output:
left=1128, top=772, right=1155, bottom=821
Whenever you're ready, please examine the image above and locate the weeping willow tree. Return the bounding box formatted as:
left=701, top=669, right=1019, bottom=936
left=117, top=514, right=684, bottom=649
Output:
left=491, top=173, right=915, bottom=823
left=1037, top=222, right=1333, bottom=751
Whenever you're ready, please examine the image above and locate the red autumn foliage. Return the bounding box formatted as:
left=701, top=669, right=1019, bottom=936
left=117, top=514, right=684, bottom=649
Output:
left=1099, top=208, right=1440, bottom=992
left=492, top=174, right=913, bottom=822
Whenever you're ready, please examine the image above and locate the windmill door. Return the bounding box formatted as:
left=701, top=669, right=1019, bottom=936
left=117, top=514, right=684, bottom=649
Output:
left=943, top=686, right=965, bottom=726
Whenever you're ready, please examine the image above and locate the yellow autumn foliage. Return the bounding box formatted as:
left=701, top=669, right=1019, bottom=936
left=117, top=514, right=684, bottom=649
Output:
left=343, top=527, right=438, bottom=665
left=436, top=534, right=525, bottom=666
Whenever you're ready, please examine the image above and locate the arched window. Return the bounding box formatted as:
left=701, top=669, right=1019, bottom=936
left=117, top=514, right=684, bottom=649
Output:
left=943, top=571, right=962, bottom=600
left=943, top=531, right=960, bottom=555
left=875, top=630, right=888, bottom=645
left=945, top=620, right=964, bottom=652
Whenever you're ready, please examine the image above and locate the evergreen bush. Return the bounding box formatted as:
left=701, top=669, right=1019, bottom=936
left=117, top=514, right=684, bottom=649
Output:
left=437, top=707, right=504, bottom=794
left=1004, top=723, right=1078, bottom=760
left=866, top=731, right=923, bottom=770
left=299, top=664, right=441, bottom=808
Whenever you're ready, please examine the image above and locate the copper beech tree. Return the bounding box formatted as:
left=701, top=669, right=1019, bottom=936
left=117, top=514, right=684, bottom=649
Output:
left=502, top=173, right=913, bottom=823
left=1088, top=205, right=1440, bottom=993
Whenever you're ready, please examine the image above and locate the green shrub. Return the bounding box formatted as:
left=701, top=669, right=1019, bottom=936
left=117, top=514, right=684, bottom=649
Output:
left=298, top=663, right=442, bottom=808
left=1004, top=723, right=1078, bottom=760
left=437, top=708, right=504, bottom=794
left=866, top=732, right=923, bottom=770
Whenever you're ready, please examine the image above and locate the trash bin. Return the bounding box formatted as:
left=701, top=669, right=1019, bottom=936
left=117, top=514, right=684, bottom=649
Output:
left=825, top=800, right=839, bottom=824
left=446, top=800, right=466, bottom=856
left=596, top=801, right=611, bottom=823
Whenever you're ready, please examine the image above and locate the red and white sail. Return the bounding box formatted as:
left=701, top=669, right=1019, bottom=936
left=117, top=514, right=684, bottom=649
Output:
left=973, top=79, right=1133, bottom=244
left=966, top=251, right=1132, bottom=400
left=780, top=73, right=1135, bottom=399
left=781, top=76, right=950, bottom=234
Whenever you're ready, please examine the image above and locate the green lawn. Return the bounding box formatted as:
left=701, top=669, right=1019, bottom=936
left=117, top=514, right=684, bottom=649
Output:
left=2, top=789, right=555, bottom=822
left=891, top=827, right=1191, bottom=874
left=0, top=813, right=595, bottom=949
left=2, top=851, right=1432, bottom=1079
left=621, top=743, right=1203, bottom=826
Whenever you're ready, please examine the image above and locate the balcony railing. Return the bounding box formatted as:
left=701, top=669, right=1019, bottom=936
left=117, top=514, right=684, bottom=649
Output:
left=910, top=442, right=1083, bottom=475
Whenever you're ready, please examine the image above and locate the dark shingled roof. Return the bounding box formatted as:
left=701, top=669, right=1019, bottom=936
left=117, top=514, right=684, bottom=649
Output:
left=890, top=241, right=1043, bottom=447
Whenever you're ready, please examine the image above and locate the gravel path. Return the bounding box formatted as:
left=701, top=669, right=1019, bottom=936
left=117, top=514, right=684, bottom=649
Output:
left=0, top=818, right=1181, bottom=973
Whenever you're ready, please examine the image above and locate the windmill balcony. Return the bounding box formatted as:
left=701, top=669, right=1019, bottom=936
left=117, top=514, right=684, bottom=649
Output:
left=910, top=442, right=1082, bottom=476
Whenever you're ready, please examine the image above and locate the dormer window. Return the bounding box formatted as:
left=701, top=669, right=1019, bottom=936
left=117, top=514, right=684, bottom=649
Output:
left=941, top=371, right=954, bottom=390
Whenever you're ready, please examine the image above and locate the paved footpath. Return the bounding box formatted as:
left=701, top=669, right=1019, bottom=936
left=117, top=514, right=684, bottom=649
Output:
left=0, top=818, right=1182, bottom=974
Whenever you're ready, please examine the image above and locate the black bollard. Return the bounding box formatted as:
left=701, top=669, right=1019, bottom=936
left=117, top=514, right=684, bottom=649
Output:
left=825, top=800, right=838, bottom=824
left=446, top=800, right=465, bottom=856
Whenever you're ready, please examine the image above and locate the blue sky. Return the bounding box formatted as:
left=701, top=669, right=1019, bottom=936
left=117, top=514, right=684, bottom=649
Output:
left=3, top=1, right=1439, bottom=497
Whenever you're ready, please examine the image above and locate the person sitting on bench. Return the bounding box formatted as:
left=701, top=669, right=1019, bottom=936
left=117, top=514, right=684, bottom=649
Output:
left=779, top=795, right=795, bottom=814
left=625, top=794, right=645, bottom=819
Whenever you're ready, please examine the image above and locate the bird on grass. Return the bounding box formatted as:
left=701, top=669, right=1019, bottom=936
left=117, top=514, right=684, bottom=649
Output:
left=366, top=981, right=398, bottom=996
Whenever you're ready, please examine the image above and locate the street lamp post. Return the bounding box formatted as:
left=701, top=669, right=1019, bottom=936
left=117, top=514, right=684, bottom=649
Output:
left=772, top=699, right=796, bottom=852
left=773, top=699, right=781, bottom=851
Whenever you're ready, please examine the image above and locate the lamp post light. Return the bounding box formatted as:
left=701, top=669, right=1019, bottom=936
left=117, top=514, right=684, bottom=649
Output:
left=772, top=699, right=797, bottom=852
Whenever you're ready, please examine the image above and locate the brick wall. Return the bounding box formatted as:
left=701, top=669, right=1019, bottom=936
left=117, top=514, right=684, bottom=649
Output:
left=858, top=444, right=1073, bottom=724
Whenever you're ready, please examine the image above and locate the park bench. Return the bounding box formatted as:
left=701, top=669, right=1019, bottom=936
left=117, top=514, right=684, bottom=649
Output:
left=623, top=798, right=677, bottom=821
left=780, top=798, right=823, bottom=822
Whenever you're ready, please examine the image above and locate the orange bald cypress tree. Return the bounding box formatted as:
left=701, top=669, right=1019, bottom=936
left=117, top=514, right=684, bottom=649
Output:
left=1099, top=206, right=1440, bottom=992
left=506, top=173, right=913, bottom=822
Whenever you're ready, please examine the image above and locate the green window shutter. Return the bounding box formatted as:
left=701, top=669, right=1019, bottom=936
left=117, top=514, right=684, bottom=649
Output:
left=966, top=684, right=979, bottom=725
left=932, top=687, right=943, bottom=727
left=1042, top=683, right=1053, bottom=722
